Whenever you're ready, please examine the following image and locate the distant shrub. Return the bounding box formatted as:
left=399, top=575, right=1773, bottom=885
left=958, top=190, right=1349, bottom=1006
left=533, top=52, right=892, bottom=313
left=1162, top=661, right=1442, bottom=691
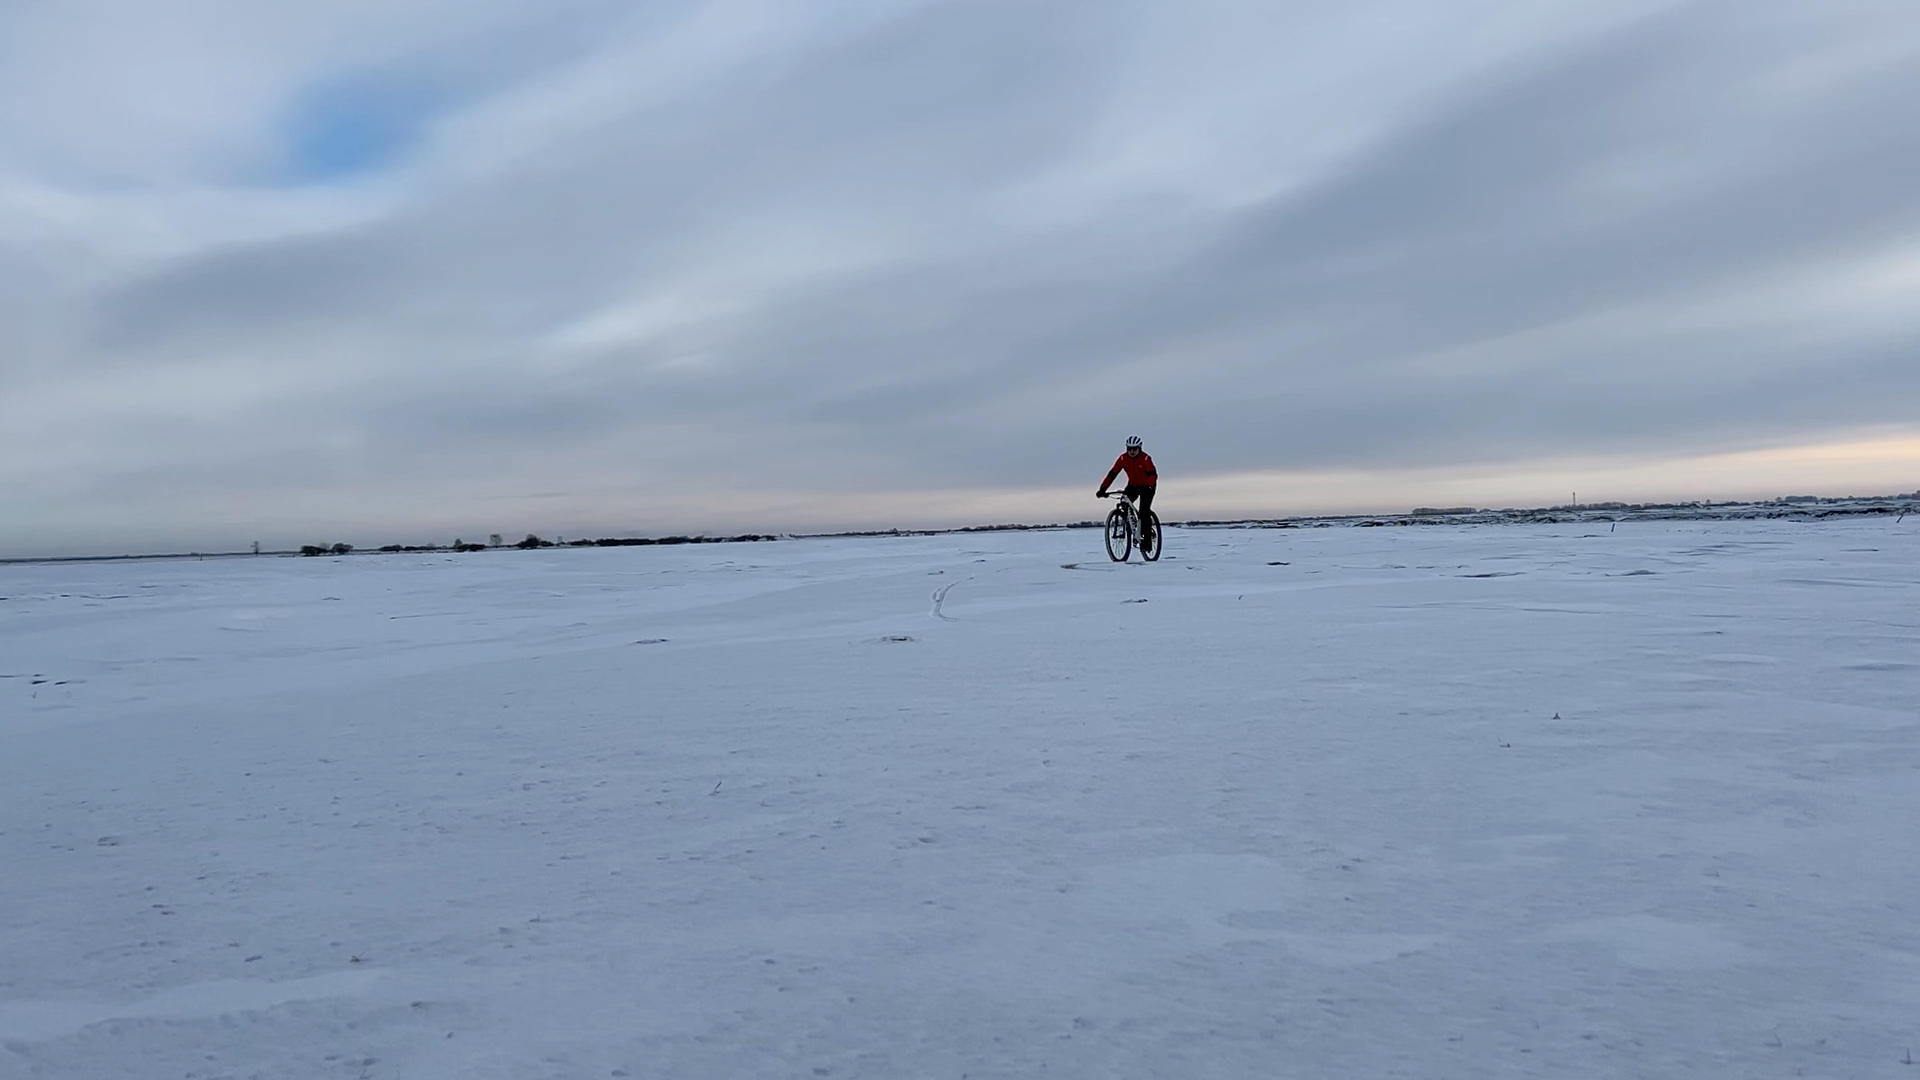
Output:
left=515, top=534, right=554, bottom=549
left=330, top=543, right=352, bottom=556
left=452, top=541, right=488, bottom=553
left=299, top=545, right=328, bottom=557
left=582, top=534, right=777, bottom=547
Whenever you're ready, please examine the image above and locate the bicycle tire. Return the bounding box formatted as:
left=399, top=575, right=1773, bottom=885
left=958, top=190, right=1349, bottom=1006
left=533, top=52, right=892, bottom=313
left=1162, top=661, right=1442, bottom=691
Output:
left=1104, top=507, right=1132, bottom=562
left=1140, top=510, right=1163, bottom=562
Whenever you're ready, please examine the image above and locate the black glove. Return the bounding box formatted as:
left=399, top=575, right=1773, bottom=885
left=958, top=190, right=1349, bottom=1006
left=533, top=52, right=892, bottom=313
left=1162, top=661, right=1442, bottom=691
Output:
left=1096, top=489, right=1109, bottom=498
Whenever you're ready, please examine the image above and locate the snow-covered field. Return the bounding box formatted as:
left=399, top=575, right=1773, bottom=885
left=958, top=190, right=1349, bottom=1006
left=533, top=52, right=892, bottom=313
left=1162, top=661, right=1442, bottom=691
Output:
left=4, top=520, right=1917, bottom=1079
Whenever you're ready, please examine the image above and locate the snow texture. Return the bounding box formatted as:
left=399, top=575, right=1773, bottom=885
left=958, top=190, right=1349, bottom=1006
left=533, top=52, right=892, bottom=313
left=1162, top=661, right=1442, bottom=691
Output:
left=3, top=520, right=1917, bottom=1078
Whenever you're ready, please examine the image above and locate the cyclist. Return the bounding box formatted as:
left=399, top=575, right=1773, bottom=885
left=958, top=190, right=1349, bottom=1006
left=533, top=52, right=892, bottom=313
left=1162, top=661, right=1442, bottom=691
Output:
left=1096, top=435, right=1158, bottom=550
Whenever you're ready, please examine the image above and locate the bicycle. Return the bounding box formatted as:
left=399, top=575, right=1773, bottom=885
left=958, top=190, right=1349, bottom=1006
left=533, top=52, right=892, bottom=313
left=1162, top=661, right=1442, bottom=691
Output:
left=1099, top=492, right=1162, bottom=563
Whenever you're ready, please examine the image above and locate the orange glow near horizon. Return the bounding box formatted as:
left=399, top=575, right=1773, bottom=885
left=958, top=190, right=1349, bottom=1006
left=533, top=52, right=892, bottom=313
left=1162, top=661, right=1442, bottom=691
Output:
left=589, top=429, right=1920, bottom=533
left=8, top=432, right=1918, bottom=557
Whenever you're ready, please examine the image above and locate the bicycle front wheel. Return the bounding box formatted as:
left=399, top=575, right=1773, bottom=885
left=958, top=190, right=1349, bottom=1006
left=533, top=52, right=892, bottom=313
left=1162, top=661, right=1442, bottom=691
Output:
left=1104, top=508, right=1132, bottom=562
left=1140, top=510, right=1163, bottom=562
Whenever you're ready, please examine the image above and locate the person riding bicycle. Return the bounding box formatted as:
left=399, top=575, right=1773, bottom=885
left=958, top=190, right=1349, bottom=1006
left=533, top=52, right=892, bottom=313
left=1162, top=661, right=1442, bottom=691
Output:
left=1096, top=436, right=1158, bottom=548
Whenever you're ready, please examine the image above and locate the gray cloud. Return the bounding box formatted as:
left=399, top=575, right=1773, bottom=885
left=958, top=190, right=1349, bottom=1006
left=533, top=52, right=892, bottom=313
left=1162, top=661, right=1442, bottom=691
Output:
left=7, top=0, right=1920, bottom=554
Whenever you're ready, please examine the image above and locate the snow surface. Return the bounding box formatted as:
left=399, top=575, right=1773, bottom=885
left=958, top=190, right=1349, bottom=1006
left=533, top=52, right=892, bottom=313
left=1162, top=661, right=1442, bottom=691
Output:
left=3, top=520, right=1917, bottom=1079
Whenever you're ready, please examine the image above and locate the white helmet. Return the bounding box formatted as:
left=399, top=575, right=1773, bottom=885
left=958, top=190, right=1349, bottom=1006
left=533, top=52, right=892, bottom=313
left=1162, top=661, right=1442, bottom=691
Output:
left=1125, top=435, right=1143, bottom=448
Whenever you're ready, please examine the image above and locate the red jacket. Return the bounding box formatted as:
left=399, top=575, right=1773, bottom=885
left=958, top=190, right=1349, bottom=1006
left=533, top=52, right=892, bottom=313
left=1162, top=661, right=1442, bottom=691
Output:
left=1102, top=451, right=1157, bottom=489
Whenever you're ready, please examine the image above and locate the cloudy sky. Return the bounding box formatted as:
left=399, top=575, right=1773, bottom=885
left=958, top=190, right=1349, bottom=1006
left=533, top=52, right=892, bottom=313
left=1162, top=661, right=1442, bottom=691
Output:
left=5, top=0, right=1919, bottom=555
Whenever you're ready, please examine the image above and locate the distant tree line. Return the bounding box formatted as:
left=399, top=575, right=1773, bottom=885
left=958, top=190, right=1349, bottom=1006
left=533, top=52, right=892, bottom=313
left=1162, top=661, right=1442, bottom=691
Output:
left=567, top=534, right=776, bottom=547
left=302, top=533, right=780, bottom=557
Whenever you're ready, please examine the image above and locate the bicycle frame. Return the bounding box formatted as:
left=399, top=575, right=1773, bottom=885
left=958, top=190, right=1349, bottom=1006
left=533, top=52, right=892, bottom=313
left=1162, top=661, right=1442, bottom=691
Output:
left=1100, top=491, right=1160, bottom=562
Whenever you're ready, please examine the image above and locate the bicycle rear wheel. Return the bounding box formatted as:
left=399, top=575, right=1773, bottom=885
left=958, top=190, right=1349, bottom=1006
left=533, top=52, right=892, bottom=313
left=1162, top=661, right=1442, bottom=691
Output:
left=1140, top=510, right=1163, bottom=562
left=1104, top=508, right=1132, bottom=562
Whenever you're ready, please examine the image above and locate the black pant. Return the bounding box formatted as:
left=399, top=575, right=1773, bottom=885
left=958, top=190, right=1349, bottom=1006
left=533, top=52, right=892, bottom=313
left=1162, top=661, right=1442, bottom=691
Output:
left=1124, top=485, right=1156, bottom=540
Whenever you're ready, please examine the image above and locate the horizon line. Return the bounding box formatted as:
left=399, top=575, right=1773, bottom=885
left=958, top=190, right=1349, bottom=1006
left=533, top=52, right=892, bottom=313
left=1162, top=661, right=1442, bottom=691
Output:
left=6, top=490, right=1914, bottom=567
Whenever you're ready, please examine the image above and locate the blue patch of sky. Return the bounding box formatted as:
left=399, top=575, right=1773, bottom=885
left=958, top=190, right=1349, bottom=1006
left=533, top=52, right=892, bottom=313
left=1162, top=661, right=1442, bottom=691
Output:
left=277, top=76, right=446, bottom=184
left=264, top=1, right=709, bottom=186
